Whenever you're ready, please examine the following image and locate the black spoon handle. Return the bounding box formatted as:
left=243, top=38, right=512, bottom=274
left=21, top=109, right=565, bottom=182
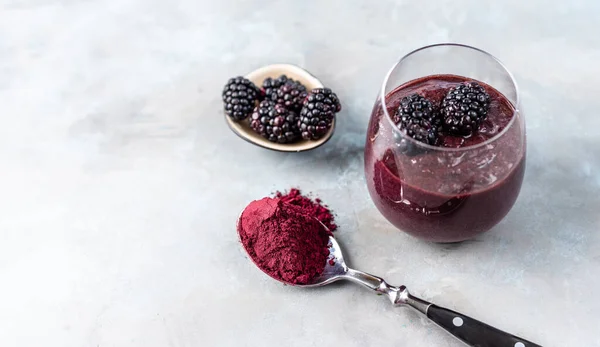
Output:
left=342, top=270, right=541, bottom=347
left=425, top=304, right=542, bottom=347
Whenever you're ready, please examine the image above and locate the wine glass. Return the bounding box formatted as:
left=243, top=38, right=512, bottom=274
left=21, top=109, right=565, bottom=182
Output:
left=364, top=44, right=525, bottom=243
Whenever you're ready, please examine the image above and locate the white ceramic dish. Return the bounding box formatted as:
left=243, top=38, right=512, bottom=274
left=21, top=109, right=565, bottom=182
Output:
left=224, top=64, right=335, bottom=152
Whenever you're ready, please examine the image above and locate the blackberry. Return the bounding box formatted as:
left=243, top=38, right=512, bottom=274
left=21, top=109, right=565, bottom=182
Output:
left=250, top=100, right=300, bottom=144
left=393, top=94, right=441, bottom=146
left=261, top=75, right=289, bottom=99
left=298, top=88, right=342, bottom=140
left=440, top=82, right=491, bottom=136
left=270, top=79, right=308, bottom=111
left=222, top=76, right=260, bottom=121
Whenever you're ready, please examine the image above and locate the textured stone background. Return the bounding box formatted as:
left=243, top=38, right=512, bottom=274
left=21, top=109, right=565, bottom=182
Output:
left=1, top=0, right=599, bottom=346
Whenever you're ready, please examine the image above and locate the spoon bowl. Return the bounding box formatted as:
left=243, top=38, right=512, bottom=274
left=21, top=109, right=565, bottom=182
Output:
left=237, top=212, right=344, bottom=286
left=297, top=235, right=348, bottom=288
left=224, top=64, right=335, bottom=152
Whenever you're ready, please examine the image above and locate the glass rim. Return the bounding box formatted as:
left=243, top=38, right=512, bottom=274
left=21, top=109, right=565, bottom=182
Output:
left=380, top=43, right=521, bottom=152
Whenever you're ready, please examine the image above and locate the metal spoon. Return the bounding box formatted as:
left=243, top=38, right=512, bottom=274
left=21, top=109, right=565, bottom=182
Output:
left=242, top=230, right=542, bottom=347
left=224, top=64, right=335, bottom=152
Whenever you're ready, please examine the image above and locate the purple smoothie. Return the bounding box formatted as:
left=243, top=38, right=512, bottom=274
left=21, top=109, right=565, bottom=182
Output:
left=365, top=75, right=525, bottom=242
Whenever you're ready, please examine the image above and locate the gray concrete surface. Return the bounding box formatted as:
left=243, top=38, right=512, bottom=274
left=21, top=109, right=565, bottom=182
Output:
left=1, top=1, right=599, bottom=346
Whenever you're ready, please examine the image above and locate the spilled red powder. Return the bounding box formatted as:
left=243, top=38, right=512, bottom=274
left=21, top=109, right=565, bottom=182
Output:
left=238, top=197, right=332, bottom=285
left=276, top=188, right=337, bottom=232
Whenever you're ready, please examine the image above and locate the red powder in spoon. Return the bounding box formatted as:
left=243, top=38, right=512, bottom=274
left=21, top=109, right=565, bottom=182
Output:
left=238, top=193, right=335, bottom=285
left=276, top=188, right=337, bottom=232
